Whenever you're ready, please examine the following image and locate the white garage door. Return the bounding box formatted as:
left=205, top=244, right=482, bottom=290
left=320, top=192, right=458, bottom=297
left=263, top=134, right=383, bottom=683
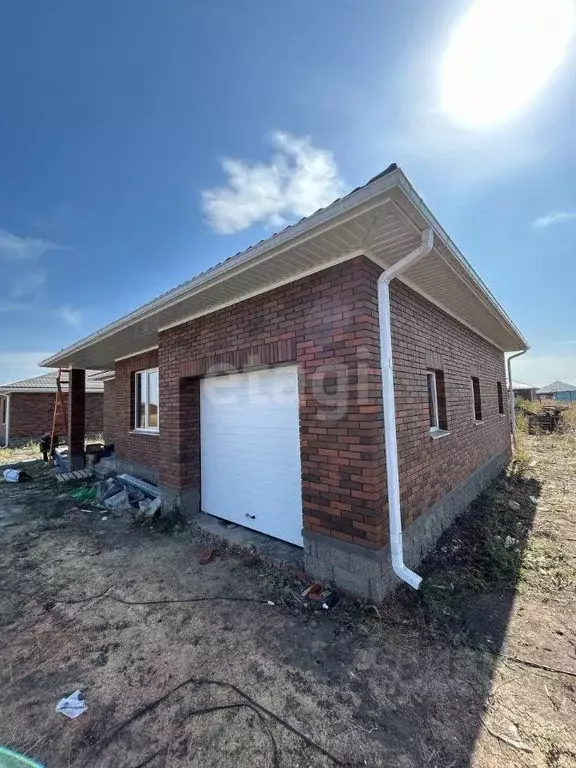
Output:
left=200, top=365, right=303, bottom=546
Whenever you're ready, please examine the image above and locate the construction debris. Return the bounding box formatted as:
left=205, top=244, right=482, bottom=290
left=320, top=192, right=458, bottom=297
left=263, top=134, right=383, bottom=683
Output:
left=95, top=474, right=162, bottom=517
left=55, top=690, right=87, bottom=720
left=301, top=582, right=340, bottom=610
left=96, top=478, right=125, bottom=503
left=137, top=496, right=162, bottom=518
left=103, top=489, right=131, bottom=511
left=117, top=473, right=161, bottom=498
left=3, top=468, right=24, bottom=483
left=69, top=486, right=97, bottom=504
left=198, top=548, right=215, bottom=565
left=55, top=469, right=93, bottom=484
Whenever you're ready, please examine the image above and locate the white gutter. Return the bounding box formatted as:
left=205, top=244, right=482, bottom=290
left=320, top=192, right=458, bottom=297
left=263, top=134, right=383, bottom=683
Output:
left=2, top=393, right=11, bottom=448
left=507, top=350, right=527, bottom=443
left=378, top=228, right=434, bottom=590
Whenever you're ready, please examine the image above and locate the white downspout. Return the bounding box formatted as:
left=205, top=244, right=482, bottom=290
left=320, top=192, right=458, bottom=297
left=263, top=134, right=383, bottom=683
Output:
left=507, top=350, right=527, bottom=444
left=378, top=228, right=434, bottom=590
left=2, top=393, right=11, bottom=448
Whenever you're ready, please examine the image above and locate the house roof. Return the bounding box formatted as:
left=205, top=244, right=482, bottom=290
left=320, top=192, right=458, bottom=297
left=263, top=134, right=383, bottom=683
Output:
left=537, top=380, right=576, bottom=394
left=0, top=371, right=105, bottom=394
left=40, top=165, right=528, bottom=371
left=511, top=380, right=535, bottom=390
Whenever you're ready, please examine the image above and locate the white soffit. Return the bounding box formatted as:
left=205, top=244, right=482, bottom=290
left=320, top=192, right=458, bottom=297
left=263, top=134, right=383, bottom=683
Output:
left=41, top=168, right=526, bottom=370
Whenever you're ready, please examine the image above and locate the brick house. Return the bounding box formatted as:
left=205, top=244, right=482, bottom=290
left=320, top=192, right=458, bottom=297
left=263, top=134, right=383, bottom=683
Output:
left=41, top=165, right=527, bottom=598
left=0, top=372, right=104, bottom=447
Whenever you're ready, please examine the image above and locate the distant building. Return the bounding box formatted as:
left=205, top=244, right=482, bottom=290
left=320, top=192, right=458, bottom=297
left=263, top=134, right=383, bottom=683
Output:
left=511, top=380, right=537, bottom=402
left=0, top=372, right=104, bottom=447
left=536, top=380, right=576, bottom=402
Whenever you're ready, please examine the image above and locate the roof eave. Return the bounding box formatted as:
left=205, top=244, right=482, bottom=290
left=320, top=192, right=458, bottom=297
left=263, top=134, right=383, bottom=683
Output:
left=41, top=168, right=404, bottom=368
left=40, top=166, right=528, bottom=368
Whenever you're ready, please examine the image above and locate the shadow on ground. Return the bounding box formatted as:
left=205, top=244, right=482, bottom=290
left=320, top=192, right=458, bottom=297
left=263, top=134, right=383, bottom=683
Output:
left=1, top=452, right=567, bottom=768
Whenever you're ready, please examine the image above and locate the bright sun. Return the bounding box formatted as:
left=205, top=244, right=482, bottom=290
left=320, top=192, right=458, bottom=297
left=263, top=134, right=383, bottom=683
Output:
left=441, top=0, right=576, bottom=129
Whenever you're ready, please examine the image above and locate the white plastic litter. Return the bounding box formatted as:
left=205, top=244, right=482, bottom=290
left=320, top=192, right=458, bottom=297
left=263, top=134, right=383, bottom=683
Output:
left=3, top=469, right=21, bottom=483
left=56, top=690, right=87, bottom=719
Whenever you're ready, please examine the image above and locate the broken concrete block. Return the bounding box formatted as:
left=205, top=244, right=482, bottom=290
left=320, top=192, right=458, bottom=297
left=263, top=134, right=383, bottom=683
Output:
left=96, top=478, right=124, bottom=503
left=137, top=496, right=162, bottom=518
left=103, top=489, right=131, bottom=511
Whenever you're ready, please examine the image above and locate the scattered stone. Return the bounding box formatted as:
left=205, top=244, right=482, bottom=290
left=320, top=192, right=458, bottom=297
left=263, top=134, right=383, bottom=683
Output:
left=508, top=500, right=521, bottom=512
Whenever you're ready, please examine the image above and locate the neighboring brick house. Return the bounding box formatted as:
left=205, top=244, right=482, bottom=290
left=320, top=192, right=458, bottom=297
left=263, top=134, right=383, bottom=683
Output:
left=41, top=165, right=527, bottom=599
left=0, top=372, right=104, bottom=446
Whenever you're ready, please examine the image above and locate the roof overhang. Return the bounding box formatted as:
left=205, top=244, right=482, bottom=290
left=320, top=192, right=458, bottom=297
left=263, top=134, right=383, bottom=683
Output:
left=41, top=167, right=527, bottom=370
left=0, top=388, right=59, bottom=394
left=89, top=370, right=116, bottom=382
left=0, top=386, right=104, bottom=394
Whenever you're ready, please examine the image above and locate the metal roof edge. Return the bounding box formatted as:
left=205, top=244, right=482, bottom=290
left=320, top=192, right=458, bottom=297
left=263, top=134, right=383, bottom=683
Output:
left=41, top=167, right=402, bottom=367
left=40, top=163, right=528, bottom=365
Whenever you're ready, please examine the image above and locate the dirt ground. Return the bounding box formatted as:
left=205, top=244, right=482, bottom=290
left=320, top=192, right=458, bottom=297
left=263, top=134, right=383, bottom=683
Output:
left=0, top=434, right=575, bottom=768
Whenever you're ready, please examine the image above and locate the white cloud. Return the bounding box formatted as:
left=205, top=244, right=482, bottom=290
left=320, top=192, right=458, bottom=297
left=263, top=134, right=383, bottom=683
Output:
left=0, top=351, right=53, bottom=385
left=58, top=305, right=82, bottom=326
left=0, top=229, right=61, bottom=261
left=532, top=211, right=576, bottom=228
left=9, top=270, right=47, bottom=299
left=202, top=132, right=345, bottom=234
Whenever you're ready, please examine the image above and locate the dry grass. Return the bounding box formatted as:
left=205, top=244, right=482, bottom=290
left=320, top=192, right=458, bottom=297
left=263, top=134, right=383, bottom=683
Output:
left=0, top=434, right=575, bottom=768
left=0, top=441, right=39, bottom=465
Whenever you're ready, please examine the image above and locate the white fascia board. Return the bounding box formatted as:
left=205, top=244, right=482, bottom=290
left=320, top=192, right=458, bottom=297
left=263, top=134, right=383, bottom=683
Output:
left=114, top=346, right=159, bottom=362
left=40, top=172, right=401, bottom=367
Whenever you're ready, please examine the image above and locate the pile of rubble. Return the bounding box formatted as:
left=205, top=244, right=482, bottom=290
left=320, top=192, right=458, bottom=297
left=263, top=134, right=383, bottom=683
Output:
left=526, top=403, right=569, bottom=434
left=96, top=475, right=162, bottom=519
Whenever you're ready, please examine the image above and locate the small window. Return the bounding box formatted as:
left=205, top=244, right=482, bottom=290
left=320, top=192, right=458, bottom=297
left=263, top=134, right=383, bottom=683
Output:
left=135, top=369, right=159, bottom=431
left=497, top=381, right=505, bottom=414
left=471, top=376, right=482, bottom=421
left=427, top=370, right=448, bottom=432
left=1, top=397, right=6, bottom=425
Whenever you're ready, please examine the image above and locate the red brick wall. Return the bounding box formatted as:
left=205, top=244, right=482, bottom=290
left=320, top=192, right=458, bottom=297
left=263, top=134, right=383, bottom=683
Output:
left=384, top=273, right=510, bottom=530
left=159, top=257, right=387, bottom=548
left=114, top=350, right=160, bottom=472
left=7, top=392, right=103, bottom=439
left=103, top=379, right=116, bottom=444
left=115, top=255, right=510, bottom=551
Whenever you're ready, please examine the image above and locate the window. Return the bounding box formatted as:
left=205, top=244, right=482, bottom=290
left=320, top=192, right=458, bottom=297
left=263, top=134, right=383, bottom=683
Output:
left=134, top=369, right=159, bottom=431
left=497, top=381, right=505, bottom=414
left=471, top=376, right=482, bottom=421
left=1, top=396, right=6, bottom=425
left=427, top=370, right=448, bottom=432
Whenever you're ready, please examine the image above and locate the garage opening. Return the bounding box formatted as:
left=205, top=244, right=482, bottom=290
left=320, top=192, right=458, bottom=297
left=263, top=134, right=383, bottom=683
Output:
left=200, top=365, right=303, bottom=546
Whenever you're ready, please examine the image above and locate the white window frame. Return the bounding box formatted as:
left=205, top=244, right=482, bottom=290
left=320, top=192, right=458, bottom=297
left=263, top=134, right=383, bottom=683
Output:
left=134, top=368, right=159, bottom=433
left=427, top=371, right=440, bottom=430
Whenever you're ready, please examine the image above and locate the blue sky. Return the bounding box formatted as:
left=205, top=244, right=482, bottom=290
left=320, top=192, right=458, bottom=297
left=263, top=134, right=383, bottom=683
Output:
left=0, top=0, right=575, bottom=387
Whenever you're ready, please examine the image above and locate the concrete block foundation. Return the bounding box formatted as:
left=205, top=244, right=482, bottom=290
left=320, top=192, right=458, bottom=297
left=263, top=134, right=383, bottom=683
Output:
left=304, top=448, right=510, bottom=601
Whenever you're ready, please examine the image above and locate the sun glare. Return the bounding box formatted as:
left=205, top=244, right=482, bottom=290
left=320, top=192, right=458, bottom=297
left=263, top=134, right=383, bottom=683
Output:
left=441, top=0, right=576, bottom=128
